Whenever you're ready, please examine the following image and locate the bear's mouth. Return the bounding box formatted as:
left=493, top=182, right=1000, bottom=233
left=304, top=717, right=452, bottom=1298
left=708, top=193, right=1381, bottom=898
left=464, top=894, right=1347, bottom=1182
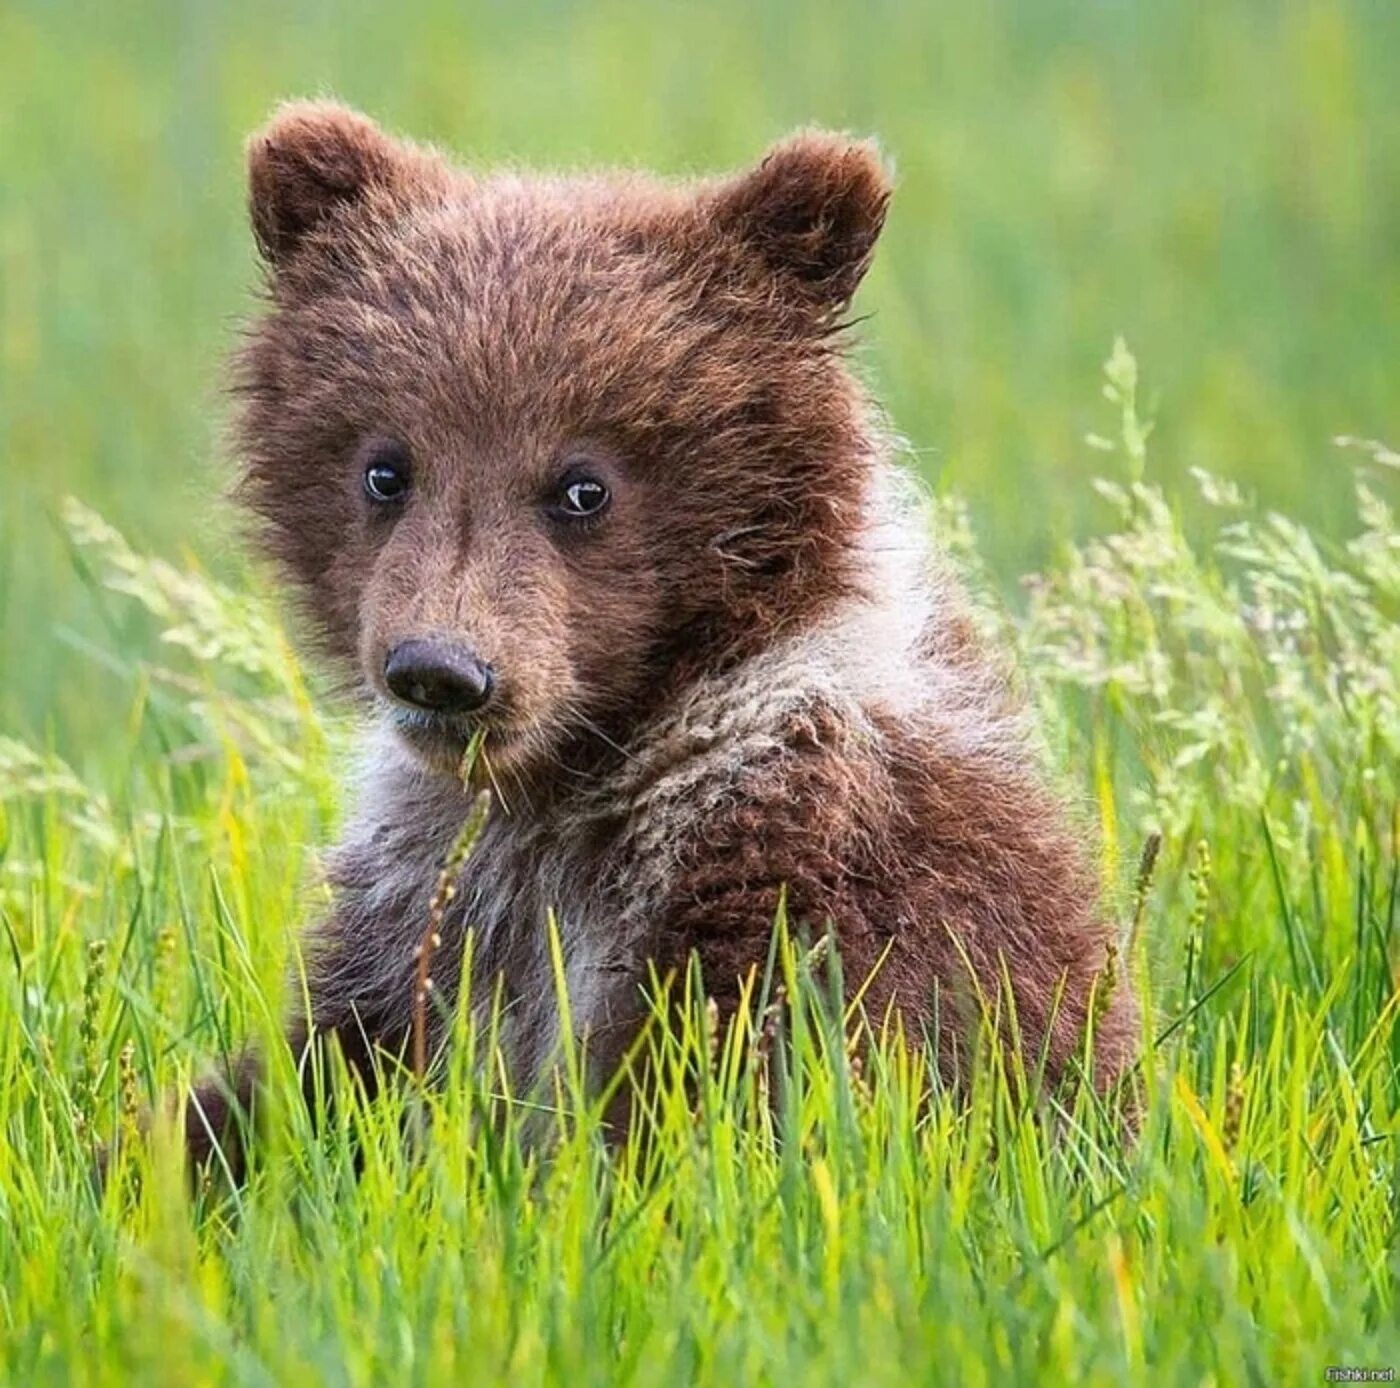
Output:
left=385, top=703, right=525, bottom=777
left=388, top=704, right=476, bottom=753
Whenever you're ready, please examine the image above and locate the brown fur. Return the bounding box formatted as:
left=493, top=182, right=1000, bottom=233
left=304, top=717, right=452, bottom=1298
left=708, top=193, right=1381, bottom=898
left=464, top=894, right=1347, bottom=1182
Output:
left=186, top=101, right=1137, bottom=1172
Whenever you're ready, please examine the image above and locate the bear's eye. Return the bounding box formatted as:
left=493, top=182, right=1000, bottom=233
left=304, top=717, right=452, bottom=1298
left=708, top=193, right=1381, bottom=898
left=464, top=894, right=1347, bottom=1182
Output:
left=363, top=445, right=411, bottom=504
left=551, top=472, right=611, bottom=521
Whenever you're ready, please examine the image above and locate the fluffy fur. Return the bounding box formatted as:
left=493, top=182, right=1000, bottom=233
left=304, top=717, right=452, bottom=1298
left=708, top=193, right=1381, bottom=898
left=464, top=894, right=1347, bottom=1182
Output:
left=186, top=101, right=1137, bottom=1167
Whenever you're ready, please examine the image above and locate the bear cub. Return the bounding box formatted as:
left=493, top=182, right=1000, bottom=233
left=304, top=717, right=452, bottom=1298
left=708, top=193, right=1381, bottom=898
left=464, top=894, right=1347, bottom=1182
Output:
left=187, top=101, right=1137, bottom=1167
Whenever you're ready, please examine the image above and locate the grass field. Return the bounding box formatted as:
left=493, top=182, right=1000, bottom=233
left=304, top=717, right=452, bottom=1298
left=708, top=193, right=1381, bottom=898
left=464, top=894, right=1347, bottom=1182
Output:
left=2, top=1, right=1398, bottom=1382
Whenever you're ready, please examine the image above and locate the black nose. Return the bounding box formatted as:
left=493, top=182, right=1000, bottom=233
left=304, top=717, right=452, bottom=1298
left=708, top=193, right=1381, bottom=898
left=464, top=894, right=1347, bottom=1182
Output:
left=384, top=638, right=495, bottom=714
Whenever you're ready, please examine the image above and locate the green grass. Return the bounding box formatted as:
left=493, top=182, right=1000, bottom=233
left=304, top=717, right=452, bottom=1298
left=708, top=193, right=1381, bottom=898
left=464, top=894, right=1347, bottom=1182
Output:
left=2, top=343, right=1398, bottom=1382
left=2, top=1, right=1399, bottom=1380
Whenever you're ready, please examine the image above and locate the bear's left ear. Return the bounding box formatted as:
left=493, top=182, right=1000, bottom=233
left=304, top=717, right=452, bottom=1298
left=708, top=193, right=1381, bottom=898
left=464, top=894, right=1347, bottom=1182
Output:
left=247, top=100, right=442, bottom=268
left=709, top=131, right=892, bottom=314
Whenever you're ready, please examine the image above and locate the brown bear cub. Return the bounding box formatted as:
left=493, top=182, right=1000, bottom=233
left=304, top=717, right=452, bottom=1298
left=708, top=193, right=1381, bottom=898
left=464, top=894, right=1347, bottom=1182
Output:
left=187, top=101, right=1137, bottom=1167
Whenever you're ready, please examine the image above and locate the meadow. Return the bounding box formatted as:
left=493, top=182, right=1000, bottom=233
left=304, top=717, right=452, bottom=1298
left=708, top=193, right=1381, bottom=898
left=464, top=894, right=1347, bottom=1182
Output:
left=2, top=1, right=1398, bottom=1382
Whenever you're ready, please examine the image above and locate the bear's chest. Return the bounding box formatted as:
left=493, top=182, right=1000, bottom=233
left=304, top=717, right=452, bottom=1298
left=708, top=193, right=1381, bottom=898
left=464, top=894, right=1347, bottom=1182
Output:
left=452, top=815, right=656, bottom=1093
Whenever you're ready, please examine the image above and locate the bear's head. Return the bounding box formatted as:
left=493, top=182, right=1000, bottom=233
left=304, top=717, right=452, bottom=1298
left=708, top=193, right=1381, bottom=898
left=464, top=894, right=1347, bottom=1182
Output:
left=235, top=101, right=892, bottom=786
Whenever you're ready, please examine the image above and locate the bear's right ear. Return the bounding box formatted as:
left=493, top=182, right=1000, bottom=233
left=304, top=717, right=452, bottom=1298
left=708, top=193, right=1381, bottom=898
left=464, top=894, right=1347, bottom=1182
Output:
left=247, top=101, right=432, bottom=267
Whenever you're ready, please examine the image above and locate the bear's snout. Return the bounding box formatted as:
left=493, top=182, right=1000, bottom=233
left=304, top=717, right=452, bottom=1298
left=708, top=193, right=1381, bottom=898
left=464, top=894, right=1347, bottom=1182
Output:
left=384, top=637, right=495, bottom=715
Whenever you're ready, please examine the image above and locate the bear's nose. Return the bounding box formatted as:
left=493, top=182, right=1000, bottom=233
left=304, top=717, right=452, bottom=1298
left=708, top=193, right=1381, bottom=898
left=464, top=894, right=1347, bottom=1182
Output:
left=384, top=638, right=495, bottom=715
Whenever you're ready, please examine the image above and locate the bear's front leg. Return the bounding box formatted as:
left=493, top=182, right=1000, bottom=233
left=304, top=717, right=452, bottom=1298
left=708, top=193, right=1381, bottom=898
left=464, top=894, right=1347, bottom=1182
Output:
left=183, top=1000, right=402, bottom=1181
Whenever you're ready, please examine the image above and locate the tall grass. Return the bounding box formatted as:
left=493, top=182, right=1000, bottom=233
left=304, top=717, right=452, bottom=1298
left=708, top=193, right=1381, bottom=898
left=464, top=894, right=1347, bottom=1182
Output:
left=1, top=346, right=1395, bottom=1383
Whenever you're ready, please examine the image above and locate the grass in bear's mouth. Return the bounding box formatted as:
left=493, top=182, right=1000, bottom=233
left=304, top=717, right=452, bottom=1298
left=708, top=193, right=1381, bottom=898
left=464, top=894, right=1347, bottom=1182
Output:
left=2, top=345, right=1397, bottom=1382
left=413, top=739, right=493, bottom=1082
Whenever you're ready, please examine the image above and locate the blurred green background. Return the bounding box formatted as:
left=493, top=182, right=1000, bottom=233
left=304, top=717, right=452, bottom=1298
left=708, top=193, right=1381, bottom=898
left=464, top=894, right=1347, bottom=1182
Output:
left=2, top=0, right=1397, bottom=763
